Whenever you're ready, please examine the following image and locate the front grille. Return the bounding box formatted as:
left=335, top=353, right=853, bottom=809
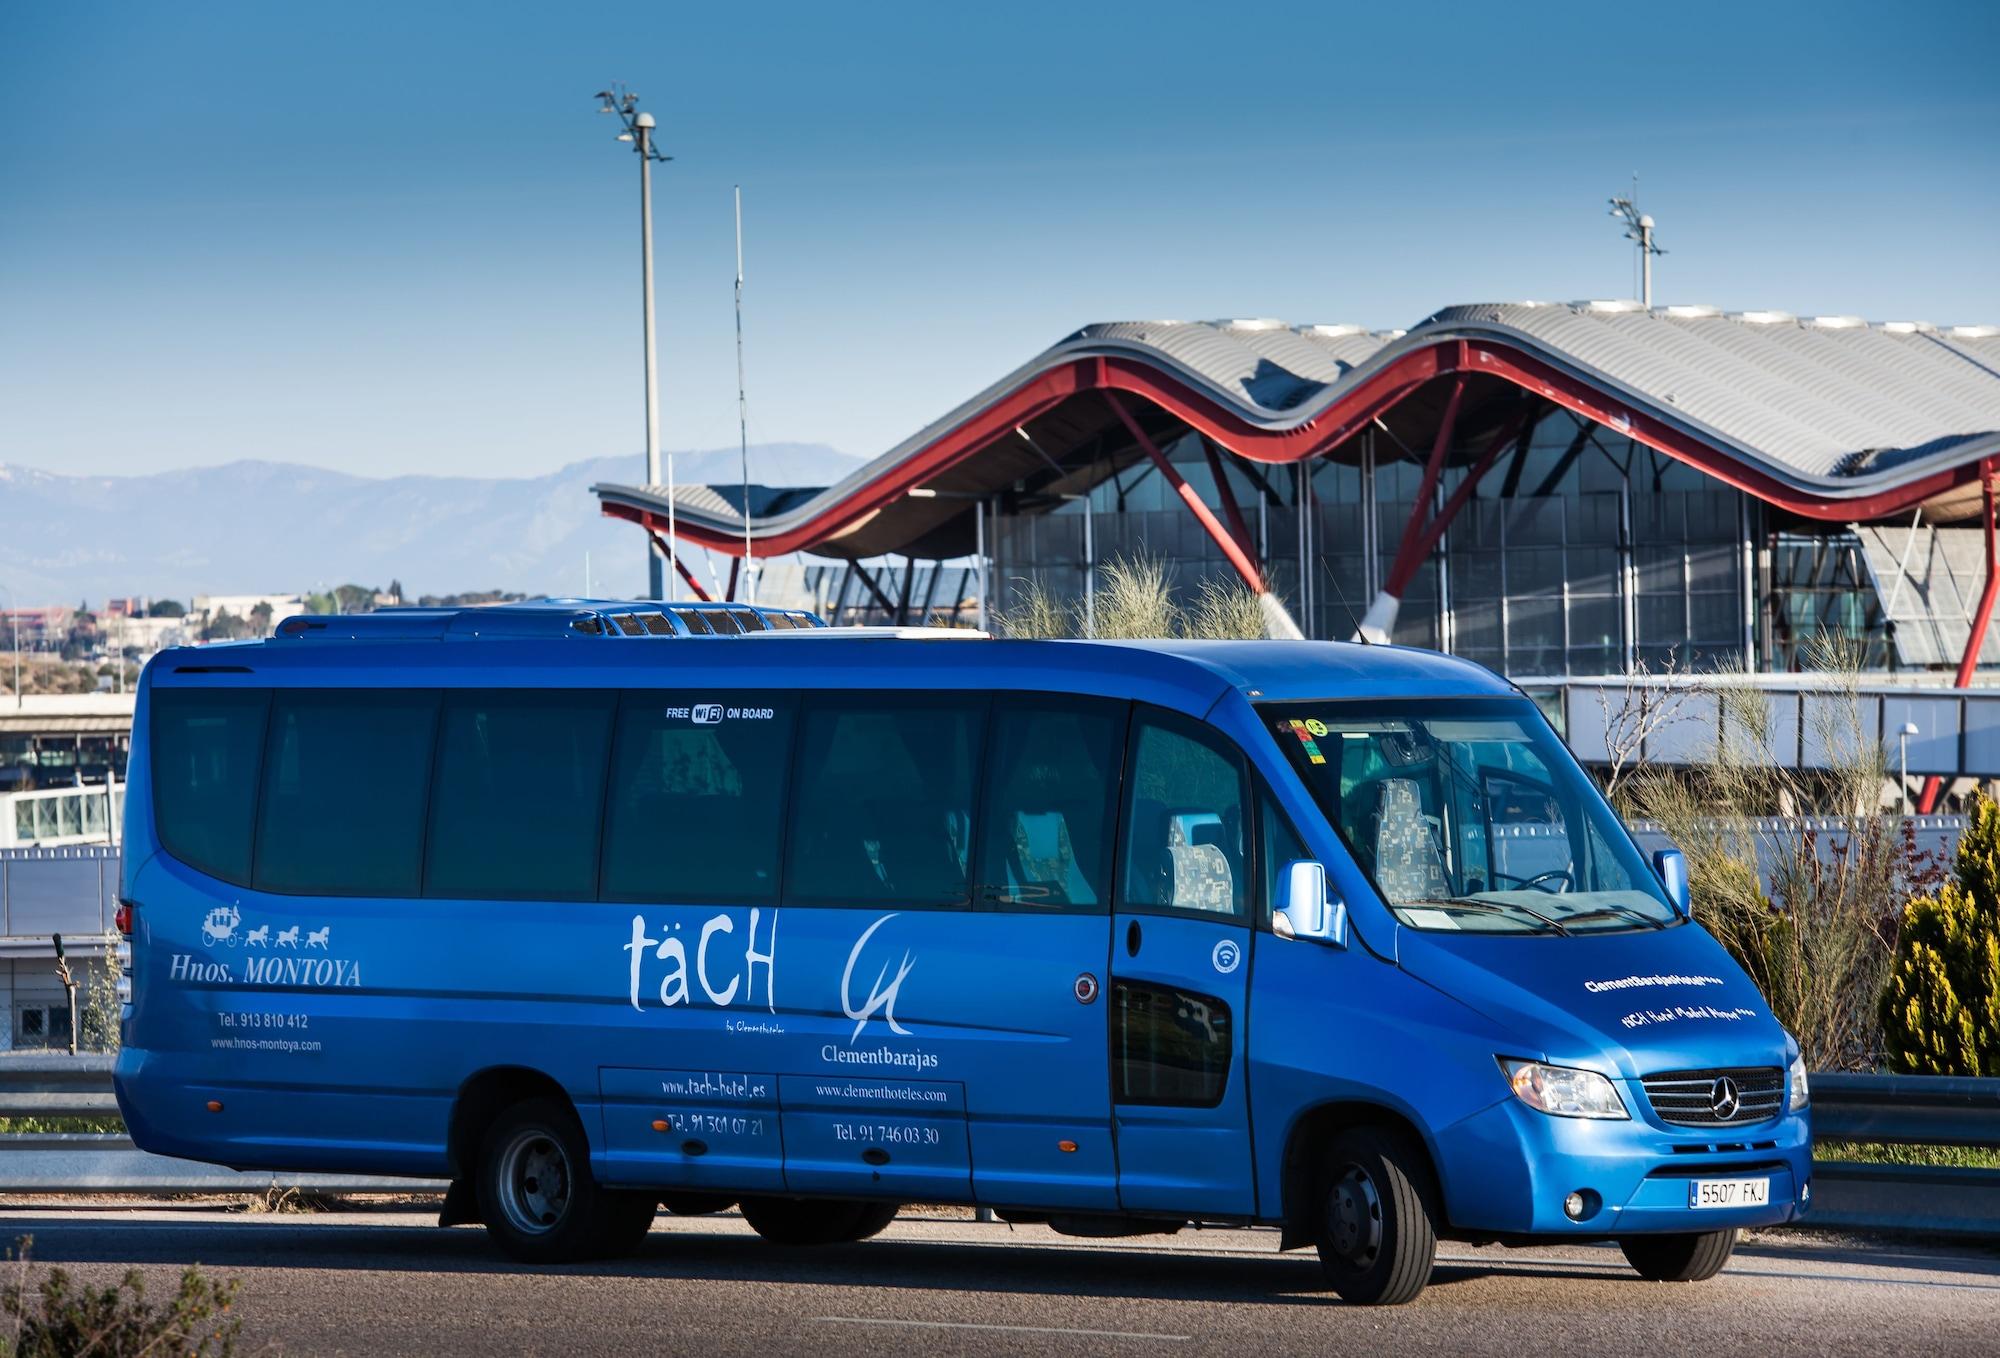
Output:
left=1641, top=1067, right=1785, bottom=1127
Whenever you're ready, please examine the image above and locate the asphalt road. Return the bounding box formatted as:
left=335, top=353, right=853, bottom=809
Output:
left=1, top=1205, right=1995, bottom=1357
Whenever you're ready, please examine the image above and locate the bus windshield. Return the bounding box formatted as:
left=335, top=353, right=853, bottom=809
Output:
left=1258, top=697, right=1676, bottom=935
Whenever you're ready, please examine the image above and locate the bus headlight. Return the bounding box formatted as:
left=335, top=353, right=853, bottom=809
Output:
left=1499, top=1059, right=1629, bottom=1120
left=1788, top=1053, right=1809, bottom=1111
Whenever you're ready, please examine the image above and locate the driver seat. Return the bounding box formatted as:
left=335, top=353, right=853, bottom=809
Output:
left=1373, top=778, right=1450, bottom=904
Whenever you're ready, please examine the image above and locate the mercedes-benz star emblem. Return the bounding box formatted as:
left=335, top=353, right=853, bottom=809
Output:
left=1709, top=1076, right=1741, bottom=1120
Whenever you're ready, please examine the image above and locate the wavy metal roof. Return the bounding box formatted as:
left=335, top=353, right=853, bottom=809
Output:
left=595, top=302, right=2000, bottom=559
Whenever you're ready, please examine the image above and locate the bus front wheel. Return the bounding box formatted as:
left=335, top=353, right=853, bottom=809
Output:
left=1620, top=1229, right=1736, bottom=1282
left=1313, top=1126, right=1438, bottom=1306
left=739, top=1197, right=899, bottom=1246
left=476, top=1097, right=656, bottom=1263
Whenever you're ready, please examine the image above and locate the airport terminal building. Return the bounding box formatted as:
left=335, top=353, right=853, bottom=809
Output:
left=594, top=300, right=2000, bottom=796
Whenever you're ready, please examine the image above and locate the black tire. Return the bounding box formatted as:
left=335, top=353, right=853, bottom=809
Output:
left=1313, top=1126, right=1439, bottom=1306
left=475, top=1096, right=657, bottom=1263
left=740, top=1196, right=900, bottom=1246
left=660, top=1192, right=737, bottom=1217
left=1620, top=1229, right=1737, bottom=1282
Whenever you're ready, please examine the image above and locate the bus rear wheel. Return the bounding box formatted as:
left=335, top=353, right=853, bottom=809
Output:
left=1313, top=1126, right=1438, bottom=1306
left=1620, top=1229, right=1736, bottom=1282
left=476, top=1097, right=656, bottom=1263
left=739, top=1197, right=899, bottom=1246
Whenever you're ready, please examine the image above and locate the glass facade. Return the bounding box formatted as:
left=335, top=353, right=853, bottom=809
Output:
left=988, top=411, right=1759, bottom=678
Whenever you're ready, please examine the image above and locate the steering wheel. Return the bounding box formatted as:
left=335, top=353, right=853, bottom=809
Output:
left=1493, top=868, right=1574, bottom=894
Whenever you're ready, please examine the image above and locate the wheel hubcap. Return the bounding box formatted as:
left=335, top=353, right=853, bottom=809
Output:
left=1327, top=1164, right=1384, bottom=1268
left=497, top=1129, right=572, bottom=1235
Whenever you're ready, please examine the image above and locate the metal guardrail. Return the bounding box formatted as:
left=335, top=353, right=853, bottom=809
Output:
left=1, top=1058, right=1993, bottom=1233
left=0, top=1055, right=443, bottom=1196
left=1807, top=1072, right=2000, bottom=1238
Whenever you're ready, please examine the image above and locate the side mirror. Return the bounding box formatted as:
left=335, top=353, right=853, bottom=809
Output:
left=1273, top=860, right=1348, bottom=949
left=1653, top=847, right=1691, bottom=918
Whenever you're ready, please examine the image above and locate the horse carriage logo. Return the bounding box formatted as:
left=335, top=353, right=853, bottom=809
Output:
left=200, top=905, right=241, bottom=948
left=200, top=907, right=331, bottom=951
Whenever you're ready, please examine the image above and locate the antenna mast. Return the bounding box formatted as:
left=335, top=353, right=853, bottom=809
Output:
left=734, top=186, right=755, bottom=603
left=1607, top=174, right=1665, bottom=307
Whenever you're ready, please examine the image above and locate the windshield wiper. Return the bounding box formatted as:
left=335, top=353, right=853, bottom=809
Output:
left=1551, top=902, right=1670, bottom=931
left=1400, top=897, right=1570, bottom=936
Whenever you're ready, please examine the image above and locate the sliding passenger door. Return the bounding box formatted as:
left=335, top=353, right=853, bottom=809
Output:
left=773, top=692, right=1124, bottom=1212
left=1110, top=707, right=1257, bottom=1218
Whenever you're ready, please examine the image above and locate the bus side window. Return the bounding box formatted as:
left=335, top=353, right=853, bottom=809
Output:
left=424, top=690, right=617, bottom=901
left=974, top=696, right=1126, bottom=912
left=600, top=692, right=796, bottom=904
left=151, top=688, right=270, bottom=887
left=1119, top=710, right=1249, bottom=921
left=785, top=695, right=984, bottom=909
left=254, top=689, right=438, bottom=897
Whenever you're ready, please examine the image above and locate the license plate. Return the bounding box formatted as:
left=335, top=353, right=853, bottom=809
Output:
left=1688, top=1177, right=1769, bottom=1209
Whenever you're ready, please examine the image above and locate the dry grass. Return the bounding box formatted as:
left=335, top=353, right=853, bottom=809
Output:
left=1090, top=557, right=1182, bottom=639
left=998, top=556, right=1272, bottom=641
left=1631, top=638, right=1943, bottom=1069
left=995, top=577, right=1072, bottom=639
left=1182, top=575, right=1268, bottom=640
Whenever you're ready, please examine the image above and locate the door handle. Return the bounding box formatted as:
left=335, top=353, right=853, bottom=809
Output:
left=1126, top=919, right=1142, bottom=957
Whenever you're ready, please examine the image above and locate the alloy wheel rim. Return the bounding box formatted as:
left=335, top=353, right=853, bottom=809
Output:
left=497, top=1129, right=572, bottom=1235
left=1327, top=1163, right=1384, bottom=1268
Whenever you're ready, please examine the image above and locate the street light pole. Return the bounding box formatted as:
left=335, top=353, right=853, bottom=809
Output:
left=1607, top=176, right=1666, bottom=308
left=598, top=86, right=675, bottom=601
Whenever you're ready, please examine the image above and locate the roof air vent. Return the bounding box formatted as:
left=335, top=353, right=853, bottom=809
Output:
left=1298, top=323, right=1366, bottom=337
left=1948, top=324, right=1999, bottom=339
left=1808, top=315, right=1866, bottom=330
left=1730, top=310, right=1796, bottom=325
left=1216, top=318, right=1286, bottom=331
left=1661, top=304, right=1721, bottom=319
left=1880, top=320, right=1938, bottom=335
left=1371, top=328, right=1408, bottom=340
left=1580, top=299, right=1646, bottom=313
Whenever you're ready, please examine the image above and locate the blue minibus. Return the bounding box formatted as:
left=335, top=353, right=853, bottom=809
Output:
left=114, top=601, right=1810, bottom=1305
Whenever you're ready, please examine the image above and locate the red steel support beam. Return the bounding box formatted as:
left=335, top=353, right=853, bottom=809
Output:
left=1381, top=377, right=1468, bottom=597
left=645, top=524, right=713, bottom=602
left=1106, top=391, right=1266, bottom=593
left=725, top=556, right=741, bottom=603
left=1919, top=459, right=1997, bottom=812
left=1389, top=405, right=1532, bottom=599
left=1201, top=437, right=1262, bottom=572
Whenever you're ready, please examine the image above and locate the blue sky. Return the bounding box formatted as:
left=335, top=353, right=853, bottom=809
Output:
left=2, top=1, right=1995, bottom=480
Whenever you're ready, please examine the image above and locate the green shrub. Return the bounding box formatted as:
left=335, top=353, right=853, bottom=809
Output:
left=1, top=1236, right=243, bottom=1357
left=1880, top=791, right=2000, bottom=1076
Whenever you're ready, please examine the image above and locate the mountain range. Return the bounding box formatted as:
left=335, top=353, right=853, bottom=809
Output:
left=0, top=446, right=860, bottom=606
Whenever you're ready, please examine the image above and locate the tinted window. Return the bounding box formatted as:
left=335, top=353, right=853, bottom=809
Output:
left=976, top=697, right=1125, bottom=912
left=1120, top=711, right=1248, bottom=920
left=786, top=695, right=982, bottom=908
left=255, top=690, right=438, bottom=896
left=601, top=694, right=796, bottom=904
left=151, top=688, right=269, bottom=885
left=425, top=690, right=616, bottom=900
left=1113, top=981, right=1233, bottom=1106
